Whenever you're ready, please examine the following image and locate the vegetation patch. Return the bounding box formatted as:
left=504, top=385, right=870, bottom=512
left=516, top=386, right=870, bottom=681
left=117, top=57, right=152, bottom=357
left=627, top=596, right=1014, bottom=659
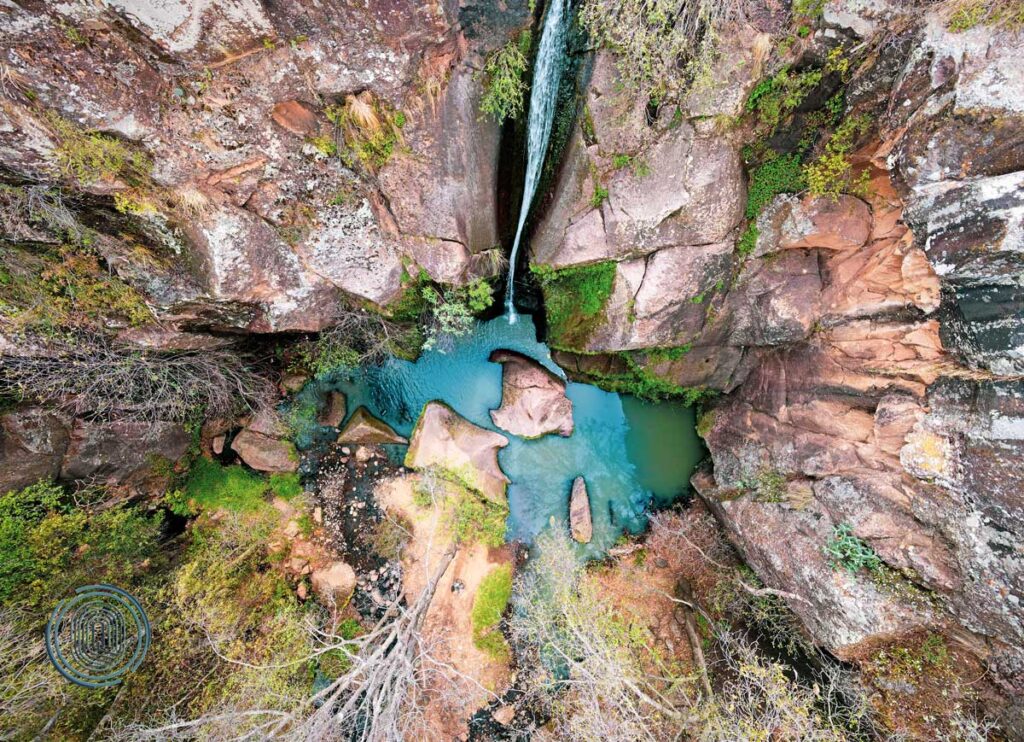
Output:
left=803, top=113, right=873, bottom=200
left=479, top=30, right=531, bottom=122
left=181, top=457, right=271, bottom=514
left=947, top=0, right=1024, bottom=31
left=326, top=91, right=405, bottom=172
left=471, top=564, right=513, bottom=661
left=745, top=153, right=806, bottom=218
left=47, top=112, right=151, bottom=186
left=269, top=472, right=303, bottom=500
left=534, top=261, right=616, bottom=350
left=825, top=522, right=882, bottom=574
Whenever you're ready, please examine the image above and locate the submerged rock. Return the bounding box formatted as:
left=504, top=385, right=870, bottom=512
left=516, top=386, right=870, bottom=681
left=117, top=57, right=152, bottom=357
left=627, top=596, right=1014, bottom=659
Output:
left=488, top=350, right=574, bottom=438
left=319, top=392, right=347, bottom=428
left=569, top=476, right=593, bottom=544
left=231, top=429, right=298, bottom=473
left=337, top=407, right=407, bottom=446
left=405, top=402, right=510, bottom=503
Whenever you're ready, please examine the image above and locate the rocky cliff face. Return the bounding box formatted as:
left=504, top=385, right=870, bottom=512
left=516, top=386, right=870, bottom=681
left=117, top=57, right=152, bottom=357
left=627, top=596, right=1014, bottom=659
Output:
left=0, top=0, right=526, bottom=332
left=530, top=0, right=1024, bottom=715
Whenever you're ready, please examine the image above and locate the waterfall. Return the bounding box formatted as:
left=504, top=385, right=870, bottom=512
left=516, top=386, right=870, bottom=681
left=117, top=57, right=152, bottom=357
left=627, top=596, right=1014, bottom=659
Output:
left=504, top=0, right=570, bottom=323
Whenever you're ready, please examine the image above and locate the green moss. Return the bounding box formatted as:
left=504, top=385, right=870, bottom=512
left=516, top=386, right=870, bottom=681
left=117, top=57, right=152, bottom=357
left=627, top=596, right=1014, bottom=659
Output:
left=792, top=0, right=826, bottom=18
left=308, top=134, right=337, bottom=157
left=534, top=261, right=617, bottom=350
left=737, top=223, right=759, bottom=256
left=471, top=564, right=513, bottom=661
left=590, top=183, right=609, bottom=207
left=696, top=409, right=715, bottom=438
left=746, top=154, right=806, bottom=218
left=269, top=472, right=302, bottom=500
left=47, top=112, right=151, bottom=186
left=611, top=153, right=631, bottom=169
left=183, top=457, right=271, bottom=513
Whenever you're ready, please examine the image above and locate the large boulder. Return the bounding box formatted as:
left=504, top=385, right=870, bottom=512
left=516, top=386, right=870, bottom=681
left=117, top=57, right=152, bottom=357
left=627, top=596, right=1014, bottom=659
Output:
left=311, top=561, right=356, bottom=607
left=231, top=429, right=299, bottom=473
left=405, top=402, right=510, bottom=503
left=569, top=476, right=592, bottom=544
left=488, top=350, right=573, bottom=438
left=337, top=407, right=407, bottom=446
left=0, top=408, right=70, bottom=493
left=61, top=420, right=189, bottom=484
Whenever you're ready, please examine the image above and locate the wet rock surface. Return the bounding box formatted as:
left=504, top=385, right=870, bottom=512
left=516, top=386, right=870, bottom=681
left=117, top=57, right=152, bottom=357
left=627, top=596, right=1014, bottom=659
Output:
left=488, top=349, right=574, bottom=438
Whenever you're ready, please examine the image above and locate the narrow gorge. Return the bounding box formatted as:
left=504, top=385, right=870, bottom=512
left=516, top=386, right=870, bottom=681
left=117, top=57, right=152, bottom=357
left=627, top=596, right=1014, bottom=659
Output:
left=0, top=1, right=1022, bottom=740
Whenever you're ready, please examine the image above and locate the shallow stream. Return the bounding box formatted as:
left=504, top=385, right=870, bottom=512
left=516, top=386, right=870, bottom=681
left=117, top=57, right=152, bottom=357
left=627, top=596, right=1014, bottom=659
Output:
left=293, top=315, right=704, bottom=556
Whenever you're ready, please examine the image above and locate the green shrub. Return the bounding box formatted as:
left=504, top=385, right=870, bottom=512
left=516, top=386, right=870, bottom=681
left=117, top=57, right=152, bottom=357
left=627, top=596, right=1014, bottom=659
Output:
left=590, top=183, right=609, bottom=207
left=825, top=523, right=882, bottom=574
left=612, top=153, right=631, bottom=169
left=471, top=564, right=513, bottom=661
left=535, top=261, right=617, bottom=349
left=183, top=457, right=271, bottom=513
left=0, top=480, right=162, bottom=607
left=746, top=154, right=806, bottom=218
left=746, top=67, right=823, bottom=135
left=269, top=472, right=302, bottom=500
left=479, top=30, right=530, bottom=122
left=422, top=279, right=494, bottom=352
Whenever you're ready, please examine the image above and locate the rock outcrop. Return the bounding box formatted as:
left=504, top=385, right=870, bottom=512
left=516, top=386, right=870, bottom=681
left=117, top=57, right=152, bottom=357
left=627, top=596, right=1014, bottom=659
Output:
left=405, top=402, right=510, bottom=504
left=0, top=0, right=528, bottom=331
left=337, top=407, right=407, bottom=446
left=0, top=408, right=70, bottom=494
left=569, top=476, right=592, bottom=544
left=489, top=350, right=574, bottom=438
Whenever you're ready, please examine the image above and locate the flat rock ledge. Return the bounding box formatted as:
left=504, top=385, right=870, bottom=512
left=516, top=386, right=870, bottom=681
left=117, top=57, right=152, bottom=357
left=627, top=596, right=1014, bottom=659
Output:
left=338, top=406, right=407, bottom=445
left=569, top=476, right=593, bottom=544
left=489, top=349, right=574, bottom=439
left=405, top=401, right=510, bottom=504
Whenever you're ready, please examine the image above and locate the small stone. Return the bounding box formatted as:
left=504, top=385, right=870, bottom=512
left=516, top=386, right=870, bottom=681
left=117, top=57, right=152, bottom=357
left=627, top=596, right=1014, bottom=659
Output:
left=296, top=582, right=308, bottom=600
left=211, top=434, right=225, bottom=454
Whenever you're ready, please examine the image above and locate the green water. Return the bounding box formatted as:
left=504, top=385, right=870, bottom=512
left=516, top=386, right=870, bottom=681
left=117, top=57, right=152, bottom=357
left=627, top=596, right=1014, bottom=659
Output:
left=290, top=315, right=704, bottom=556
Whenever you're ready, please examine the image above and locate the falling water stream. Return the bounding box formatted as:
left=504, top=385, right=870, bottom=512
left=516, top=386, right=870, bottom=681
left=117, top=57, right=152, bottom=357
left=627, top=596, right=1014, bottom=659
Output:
left=504, top=0, right=570, bottom=322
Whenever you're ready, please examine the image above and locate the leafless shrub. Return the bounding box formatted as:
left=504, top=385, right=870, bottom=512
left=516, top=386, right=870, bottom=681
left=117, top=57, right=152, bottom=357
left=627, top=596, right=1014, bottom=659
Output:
left=512, top=528, right=694, bottom=742
left=0, top=183, right=83, bottom=242
left=0, top=608, right=64, bottom=738
left=0, top=333, right=275, bottom=422
left=112, top=547, right=460, bottom=742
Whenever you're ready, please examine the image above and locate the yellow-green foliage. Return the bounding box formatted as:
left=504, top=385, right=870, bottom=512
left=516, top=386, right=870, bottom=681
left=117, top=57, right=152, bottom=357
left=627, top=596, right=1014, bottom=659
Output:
left=0, top=242, right=152, bottom=332
left=947, top=0, right=1024, bottom=31
left=804, top=113, right=873, bottom=201
left=471, top=564, right=513, bottom=661
left=113, top=190, right=158, bottom=216
left=412, top=469, right=508, bottom=548
left=47, top=112, right=151, bottom=186
left=479, top=30, right=530, bottom=122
